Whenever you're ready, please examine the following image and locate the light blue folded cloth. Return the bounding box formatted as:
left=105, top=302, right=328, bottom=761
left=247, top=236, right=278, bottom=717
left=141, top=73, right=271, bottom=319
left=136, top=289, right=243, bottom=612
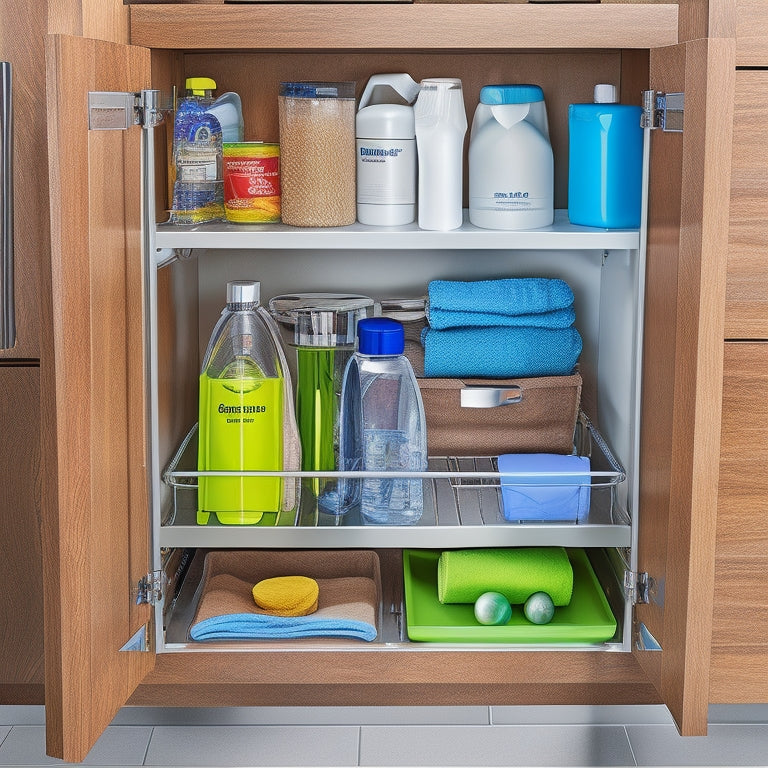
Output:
left=421, top=326, right=583, bottom=378
left=190, top=613, right=378, bottom=642
left=427, top=278, right=575, bottom=330
left=498, top=454, right=591, bottom=522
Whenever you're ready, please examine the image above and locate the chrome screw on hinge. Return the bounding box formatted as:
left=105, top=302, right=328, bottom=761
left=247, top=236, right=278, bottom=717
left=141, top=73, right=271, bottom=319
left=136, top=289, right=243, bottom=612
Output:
left=134, top=570, right=164, bottom=606
left=624, top=570, right=652, bottom=605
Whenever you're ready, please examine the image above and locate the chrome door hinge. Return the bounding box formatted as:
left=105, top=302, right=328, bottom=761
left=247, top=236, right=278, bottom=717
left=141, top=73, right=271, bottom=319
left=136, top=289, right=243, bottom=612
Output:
left=642, top=90, right=684, bottom=133
left=134, top=570, right=164, bottom=606
left=624, top=569, right=655, bottom=605
left=88, top=89, right=163, bottom=130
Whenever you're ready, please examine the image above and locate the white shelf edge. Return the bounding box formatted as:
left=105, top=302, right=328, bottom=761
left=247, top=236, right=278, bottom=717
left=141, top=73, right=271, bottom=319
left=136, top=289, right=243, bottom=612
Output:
left=155, top=210, right=640, bottom=252
left=158, top=523, right=632, bottom=550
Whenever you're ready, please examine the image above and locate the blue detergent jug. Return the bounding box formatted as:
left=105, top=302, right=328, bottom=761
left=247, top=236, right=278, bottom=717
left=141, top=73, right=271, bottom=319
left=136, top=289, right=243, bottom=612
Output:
left=567, top=84, right=643, bottom=229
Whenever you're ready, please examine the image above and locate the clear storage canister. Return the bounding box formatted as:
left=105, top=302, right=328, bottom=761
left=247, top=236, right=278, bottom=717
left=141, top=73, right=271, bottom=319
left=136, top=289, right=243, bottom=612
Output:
left=278, top=82, right=357, bottom=227
left=268, top=293, right=374, bottom=514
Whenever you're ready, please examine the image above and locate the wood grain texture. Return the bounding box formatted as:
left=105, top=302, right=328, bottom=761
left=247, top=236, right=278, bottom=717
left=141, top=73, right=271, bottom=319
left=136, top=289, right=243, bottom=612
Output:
left=0, top=0, right=46, bottom=359
left=636, top=37, right=734, bottom=735
left=688, top=0, right=735, bottom=40
left=0, top=0, right=46, bottom=704
left=735, top=0, right=768, bottom=65
left=725, top=71, right=768, bottom=340
left=709, top=342, right=768, bottom=703
left=130, top=680, right=661, bottom=708
left=130, top=649, right=660, bottom=707
left=48, top=0, right=129, bottom=44
left=42, top=34, right=153, bottom=763
left=0, top=367, right=44, bottom=689
left=704, top=0, right=738, bottom=39
left=129, top=3, right=679, bottom=50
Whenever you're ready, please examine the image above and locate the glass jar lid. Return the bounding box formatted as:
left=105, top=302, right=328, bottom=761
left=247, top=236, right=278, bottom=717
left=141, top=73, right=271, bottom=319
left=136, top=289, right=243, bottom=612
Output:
left=268, top=293, right=374, bottom=347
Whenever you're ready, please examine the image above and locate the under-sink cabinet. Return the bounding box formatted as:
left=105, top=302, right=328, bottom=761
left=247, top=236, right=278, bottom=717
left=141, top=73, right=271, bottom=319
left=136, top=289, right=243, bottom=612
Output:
left=40, top=4, right=734, bottom=761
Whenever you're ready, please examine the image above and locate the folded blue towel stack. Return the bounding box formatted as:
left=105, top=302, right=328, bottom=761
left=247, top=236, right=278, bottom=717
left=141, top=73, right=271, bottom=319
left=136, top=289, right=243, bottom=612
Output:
left=190, top=613, right=378, bottom=642
left=422, top=278, right=582, bottom=378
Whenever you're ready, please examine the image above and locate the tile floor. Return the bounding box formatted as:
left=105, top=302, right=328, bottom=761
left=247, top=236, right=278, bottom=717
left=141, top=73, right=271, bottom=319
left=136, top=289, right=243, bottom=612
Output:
left=0, top=705, right=767, bottom=767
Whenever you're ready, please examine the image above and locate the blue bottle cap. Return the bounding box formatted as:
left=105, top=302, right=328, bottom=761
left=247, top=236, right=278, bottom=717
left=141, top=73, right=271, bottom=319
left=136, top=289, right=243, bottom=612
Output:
left=480, top=84, right=545, bottom=105
left=357, top=317, right=405, bottom=355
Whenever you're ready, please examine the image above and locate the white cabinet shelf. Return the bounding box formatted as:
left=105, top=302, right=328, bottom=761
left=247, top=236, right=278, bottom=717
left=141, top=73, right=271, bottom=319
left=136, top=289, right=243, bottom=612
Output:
left=154, top=210, right=640, bottom=253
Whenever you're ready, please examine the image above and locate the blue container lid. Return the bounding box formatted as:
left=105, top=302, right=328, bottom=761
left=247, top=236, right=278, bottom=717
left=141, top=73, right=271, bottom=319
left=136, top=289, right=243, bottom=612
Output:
left=480, top=84, right=545, bottom=105
left=357, top=317, right=405, bottom=355
left=279, top=81, right=355, bottom=99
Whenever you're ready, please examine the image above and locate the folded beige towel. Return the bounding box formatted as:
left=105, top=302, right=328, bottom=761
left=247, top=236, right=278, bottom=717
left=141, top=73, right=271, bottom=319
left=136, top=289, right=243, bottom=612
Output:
left=189, top=550, right=381, bottom=644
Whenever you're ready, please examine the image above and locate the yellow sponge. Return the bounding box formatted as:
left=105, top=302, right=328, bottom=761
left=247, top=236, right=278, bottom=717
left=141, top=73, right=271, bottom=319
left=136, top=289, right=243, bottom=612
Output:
left=252, top=575, right=319, bottom=617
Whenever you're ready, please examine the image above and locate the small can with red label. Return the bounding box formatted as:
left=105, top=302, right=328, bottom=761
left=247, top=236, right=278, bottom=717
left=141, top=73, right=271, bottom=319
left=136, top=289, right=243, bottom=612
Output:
left=223, top=142, right=281, bottom=223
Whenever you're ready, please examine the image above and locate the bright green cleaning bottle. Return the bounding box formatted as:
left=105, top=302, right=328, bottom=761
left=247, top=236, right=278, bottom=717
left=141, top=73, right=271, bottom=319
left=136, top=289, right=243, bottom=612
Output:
left=197, top=280, right=286, bottom=525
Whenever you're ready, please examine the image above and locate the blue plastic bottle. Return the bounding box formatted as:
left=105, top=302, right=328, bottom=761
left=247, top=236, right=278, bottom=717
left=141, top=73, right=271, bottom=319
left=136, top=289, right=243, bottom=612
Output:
left=170, top=76, right=224, bottom=224
left=567, top=84, right=643, bottom=229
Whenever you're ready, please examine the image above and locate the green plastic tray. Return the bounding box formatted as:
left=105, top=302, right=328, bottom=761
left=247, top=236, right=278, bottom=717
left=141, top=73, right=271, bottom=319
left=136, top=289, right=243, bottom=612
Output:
left=402, top=548, right=617, bottom=644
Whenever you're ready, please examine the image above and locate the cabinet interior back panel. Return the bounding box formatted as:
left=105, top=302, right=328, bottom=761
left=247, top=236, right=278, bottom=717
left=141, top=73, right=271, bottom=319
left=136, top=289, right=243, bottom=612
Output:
left=183, top=50, right=626, bottom=208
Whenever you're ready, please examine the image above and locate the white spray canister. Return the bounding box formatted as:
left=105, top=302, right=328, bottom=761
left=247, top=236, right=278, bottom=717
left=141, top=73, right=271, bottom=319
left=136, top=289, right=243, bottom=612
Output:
left=413, top=78, right=467, bottom=231
left=469, top=84, right=554, bottom=231
left=356, top=74, right=420, bottom=226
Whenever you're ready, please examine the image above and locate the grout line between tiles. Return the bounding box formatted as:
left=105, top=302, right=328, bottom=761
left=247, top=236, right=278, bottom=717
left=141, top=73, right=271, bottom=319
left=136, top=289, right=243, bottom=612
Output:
left=141, top=726, right=154, bottom=766
left=623, top=724, right=639, bottom=767
left=356, top=725, right=362, bottom=767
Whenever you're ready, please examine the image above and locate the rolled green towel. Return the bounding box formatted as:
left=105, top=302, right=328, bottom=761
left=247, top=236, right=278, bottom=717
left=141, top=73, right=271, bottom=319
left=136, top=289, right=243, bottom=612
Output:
left=437, top=547, right=574, bottom=606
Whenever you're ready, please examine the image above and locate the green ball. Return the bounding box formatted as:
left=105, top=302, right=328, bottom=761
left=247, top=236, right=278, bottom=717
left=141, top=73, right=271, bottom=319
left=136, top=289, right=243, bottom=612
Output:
left=524, top=592, right=555, bottom=624
left=474, top=592, right=512, bottom=625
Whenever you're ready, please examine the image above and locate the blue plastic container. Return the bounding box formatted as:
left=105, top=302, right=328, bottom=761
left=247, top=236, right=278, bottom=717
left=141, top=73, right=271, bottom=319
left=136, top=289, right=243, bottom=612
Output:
left=567, top=85, right=643, bottom=229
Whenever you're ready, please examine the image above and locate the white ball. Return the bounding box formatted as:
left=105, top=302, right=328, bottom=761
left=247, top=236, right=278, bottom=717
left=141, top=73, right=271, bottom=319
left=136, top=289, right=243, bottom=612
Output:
left=474, top=592, right=512, bottom=625
left=524, top=592, right=555, bottom=624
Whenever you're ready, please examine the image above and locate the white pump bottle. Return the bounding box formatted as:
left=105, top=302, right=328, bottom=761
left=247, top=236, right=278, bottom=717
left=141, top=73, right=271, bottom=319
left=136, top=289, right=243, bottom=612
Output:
left=413, top=78, right=467, bottom=231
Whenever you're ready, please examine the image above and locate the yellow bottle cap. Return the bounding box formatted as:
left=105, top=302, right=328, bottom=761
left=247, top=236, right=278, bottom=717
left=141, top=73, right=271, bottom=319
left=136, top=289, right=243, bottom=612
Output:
left=185, top=77, right=217, bottom=96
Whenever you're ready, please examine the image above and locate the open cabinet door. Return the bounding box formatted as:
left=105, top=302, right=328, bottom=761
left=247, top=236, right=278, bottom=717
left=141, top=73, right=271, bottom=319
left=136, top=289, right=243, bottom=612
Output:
left=635, top=37, right=734, bottom=735
left=41, top=34, right=154, bottom=762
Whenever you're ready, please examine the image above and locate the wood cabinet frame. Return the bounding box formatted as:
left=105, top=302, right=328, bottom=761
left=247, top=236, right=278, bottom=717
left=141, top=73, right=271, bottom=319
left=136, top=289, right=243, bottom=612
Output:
left=40, top=4, right=735, bottom=761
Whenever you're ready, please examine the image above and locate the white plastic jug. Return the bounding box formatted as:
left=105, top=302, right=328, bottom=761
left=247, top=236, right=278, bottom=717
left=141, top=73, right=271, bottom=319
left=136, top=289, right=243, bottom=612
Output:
left=356, top=74, right=420, bottom=226
left=413, top=78, right=467, bottom=231
left=469, top=84, right=554, bottom=231
left=206, top=91, right=244, bottom=143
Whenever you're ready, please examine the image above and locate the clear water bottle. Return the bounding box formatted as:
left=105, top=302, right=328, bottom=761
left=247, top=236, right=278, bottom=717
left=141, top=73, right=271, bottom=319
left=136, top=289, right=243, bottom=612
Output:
left=198, top=280, right=298, bottom=525
left=338, top=318, right=428, bottom=525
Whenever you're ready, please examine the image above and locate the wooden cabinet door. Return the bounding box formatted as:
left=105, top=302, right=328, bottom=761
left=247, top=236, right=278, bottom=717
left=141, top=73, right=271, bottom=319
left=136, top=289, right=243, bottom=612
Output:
left=713, top=0, right=768, bottom=704
left=42, top=34, right=154, bottom=762
left=635, top=37, right=734, bottom=735
left=725, top=69, right=768, bottom=339
left=710, top=342, right=768, bottom=702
